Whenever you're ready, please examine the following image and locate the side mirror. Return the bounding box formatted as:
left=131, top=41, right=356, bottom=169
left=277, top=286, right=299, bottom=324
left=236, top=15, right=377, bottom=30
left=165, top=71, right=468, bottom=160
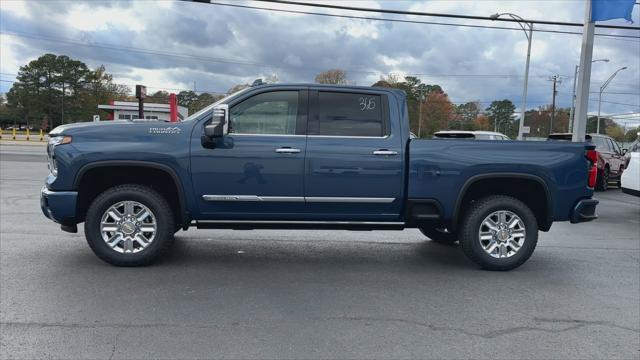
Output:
left=204, top=104, right=229, bottom=138
left=622, top=148, right=628, bottom=155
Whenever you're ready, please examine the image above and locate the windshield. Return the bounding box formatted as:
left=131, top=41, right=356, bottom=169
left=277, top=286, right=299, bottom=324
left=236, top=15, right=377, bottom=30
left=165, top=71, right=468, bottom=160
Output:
left=182, top=87, right=251, bottom=122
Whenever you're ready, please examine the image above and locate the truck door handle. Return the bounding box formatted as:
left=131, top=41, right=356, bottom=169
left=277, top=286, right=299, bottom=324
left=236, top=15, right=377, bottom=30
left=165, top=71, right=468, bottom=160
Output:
left=373, top=150, right=398, bottom=156
left=275, top=147, right=301, bottom=154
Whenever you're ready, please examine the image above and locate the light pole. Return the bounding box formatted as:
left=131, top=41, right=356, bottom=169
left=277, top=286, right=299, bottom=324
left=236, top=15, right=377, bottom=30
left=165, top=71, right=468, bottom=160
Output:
left=490, top=12, right=532, bottom=140
left=597, top=66, right=627, bottom=134
left=569, top=58, right=609, bottom=132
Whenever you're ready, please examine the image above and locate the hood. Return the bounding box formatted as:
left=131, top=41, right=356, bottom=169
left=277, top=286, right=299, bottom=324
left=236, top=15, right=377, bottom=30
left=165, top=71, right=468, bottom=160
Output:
left=49, top=120, right=171, bottom=136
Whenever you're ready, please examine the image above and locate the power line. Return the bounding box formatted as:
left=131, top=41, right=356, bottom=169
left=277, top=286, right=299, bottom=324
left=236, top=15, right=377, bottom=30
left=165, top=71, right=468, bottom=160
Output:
left=589, top=98, right=640, bottom=107
left=252, top=0, right=640, bottom=31
left=1, top=30, right=570, bottom=79
left=203, top=1, right=640, bottom=39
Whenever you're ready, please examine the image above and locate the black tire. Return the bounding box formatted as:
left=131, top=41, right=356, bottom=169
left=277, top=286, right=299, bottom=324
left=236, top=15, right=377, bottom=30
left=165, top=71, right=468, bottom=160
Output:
left=419, top=227, right=458, bottom=245
left=84, top=184, right=175, bottom=266
left=459, top=195, right=538, bottom=271
left=595, top=167, right=609, bottom=191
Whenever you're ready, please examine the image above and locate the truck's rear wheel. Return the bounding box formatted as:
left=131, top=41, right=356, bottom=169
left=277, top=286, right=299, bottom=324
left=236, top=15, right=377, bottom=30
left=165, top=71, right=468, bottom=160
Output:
left=84, top=184, right=175, bottom=266
left=459, top=195, right=538, bottom=271
left=419, top=227, right=457, bottom=245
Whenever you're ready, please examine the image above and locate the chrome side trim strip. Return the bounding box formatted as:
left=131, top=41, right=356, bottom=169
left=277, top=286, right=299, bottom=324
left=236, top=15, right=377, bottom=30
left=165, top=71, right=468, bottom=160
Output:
left=229, top=133, right=305, bottom=137
left=307, top=135, right=390, bottom=139
left=202, top=195, right=304, bottom=202
left=305, top=197, right=396, bottom=203
left=196, top=220, right=405, bottom=225
left=202, top=195, right=396, bottom=203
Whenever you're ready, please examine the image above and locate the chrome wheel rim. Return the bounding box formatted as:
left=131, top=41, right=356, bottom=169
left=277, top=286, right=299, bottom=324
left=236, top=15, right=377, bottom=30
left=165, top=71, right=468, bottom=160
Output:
left=478, top=210, right=525, bottom=259
left=100, top=201, right=157, bottom=254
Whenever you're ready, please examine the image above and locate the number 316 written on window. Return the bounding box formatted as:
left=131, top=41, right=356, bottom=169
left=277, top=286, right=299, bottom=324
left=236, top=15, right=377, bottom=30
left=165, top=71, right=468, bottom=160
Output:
left=359, top=97, right=376, bottom=111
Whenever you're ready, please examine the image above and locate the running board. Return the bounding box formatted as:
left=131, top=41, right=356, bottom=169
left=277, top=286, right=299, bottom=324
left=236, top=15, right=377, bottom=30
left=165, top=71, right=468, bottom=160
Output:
left=193, top=220, right=406, bottom=231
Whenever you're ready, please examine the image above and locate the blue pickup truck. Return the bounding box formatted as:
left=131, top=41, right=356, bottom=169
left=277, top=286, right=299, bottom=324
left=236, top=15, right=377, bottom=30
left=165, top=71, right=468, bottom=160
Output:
left=41, top=84, right=599, bottom=270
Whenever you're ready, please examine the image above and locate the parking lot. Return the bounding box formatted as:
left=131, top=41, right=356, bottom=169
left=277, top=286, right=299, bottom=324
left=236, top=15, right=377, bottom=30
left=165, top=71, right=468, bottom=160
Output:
left=1, top=143, right=639, bottom=359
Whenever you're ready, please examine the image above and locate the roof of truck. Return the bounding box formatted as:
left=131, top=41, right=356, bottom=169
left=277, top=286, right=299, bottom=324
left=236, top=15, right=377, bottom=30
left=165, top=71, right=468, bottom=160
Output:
left=250, top=83, right=407, bottom=97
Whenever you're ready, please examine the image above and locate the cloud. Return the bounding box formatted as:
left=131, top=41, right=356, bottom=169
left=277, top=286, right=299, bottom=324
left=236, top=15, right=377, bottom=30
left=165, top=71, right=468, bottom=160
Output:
left=0, top=0, right=638, bottom=120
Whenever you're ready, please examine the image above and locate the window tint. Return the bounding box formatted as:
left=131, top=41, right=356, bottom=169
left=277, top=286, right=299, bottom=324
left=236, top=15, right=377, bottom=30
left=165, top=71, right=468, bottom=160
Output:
left=316, top=92, right=385, bottom=137
left=230, top=91, right=299, bottom=135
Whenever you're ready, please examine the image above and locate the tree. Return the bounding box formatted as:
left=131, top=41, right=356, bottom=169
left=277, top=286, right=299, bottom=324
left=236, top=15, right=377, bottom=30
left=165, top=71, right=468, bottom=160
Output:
left=177, top=90, right=198, bottom=110
left=314, top=69, right=348, bottom=84
left=146, top=90, right=170, bottom=104
left=372, top=75, right=444, bottom=136
left=451, top=101, right=481, bottom=130
left=5, top=54, right=127, bottom=129
left=420, top=92, right=455, bottom=137
left=82, top=65, right=130, bottom=119
left=586, top=116, right=617, bottom=134
left=189, top=93, right=225, bottom=114
left=485, top=100, right=516, bottom=134
left=472, top=115, right=492, bottom=131
left=624, top=127, right=639, bottom=143
left=606, top=124, right=625, bottom=142
left=0, top=94, right=15, bottom=128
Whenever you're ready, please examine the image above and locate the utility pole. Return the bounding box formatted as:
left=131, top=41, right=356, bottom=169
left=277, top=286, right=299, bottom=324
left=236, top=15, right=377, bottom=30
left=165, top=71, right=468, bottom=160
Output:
left=417, top=89, right=424, bottom=138
left=136, top=85, right=146, bottom=120
left=548, top=75, right=561, bottom=134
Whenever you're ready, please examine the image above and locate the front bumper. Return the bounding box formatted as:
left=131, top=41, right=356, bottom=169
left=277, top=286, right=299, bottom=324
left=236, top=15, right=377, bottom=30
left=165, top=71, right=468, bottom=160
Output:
left=40, top=186, right=78, bottom=225
left=570, top=198, right=599, bottom=223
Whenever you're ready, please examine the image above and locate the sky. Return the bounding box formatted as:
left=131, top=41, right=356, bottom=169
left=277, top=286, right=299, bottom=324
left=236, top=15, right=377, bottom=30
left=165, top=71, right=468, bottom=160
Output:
left=1, top=0, right=639, bottom=125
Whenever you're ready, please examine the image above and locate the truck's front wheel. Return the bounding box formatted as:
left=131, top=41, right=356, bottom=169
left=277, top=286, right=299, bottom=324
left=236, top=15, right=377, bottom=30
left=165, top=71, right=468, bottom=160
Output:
left=84, top=184, right=175, bottom=266
left=459, top=195, right=538, bottom=271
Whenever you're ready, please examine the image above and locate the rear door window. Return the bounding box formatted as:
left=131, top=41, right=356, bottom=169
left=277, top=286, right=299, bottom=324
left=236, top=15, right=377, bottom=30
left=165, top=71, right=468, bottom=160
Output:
left=312, top=92, right=387, bottom=137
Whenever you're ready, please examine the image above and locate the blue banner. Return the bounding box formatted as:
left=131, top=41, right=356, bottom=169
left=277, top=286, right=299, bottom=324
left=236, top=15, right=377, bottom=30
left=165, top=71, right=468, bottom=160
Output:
left=591, top=0, right=635, bottom=22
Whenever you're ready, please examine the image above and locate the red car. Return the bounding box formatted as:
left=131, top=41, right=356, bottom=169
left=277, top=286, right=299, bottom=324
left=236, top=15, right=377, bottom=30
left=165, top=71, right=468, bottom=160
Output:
left=548, top=133, right=626, bottom=191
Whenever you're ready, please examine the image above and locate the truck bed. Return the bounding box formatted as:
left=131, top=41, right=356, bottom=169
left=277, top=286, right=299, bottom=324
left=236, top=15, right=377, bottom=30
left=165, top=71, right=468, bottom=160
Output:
left=408, top=139, right=594, bottom=223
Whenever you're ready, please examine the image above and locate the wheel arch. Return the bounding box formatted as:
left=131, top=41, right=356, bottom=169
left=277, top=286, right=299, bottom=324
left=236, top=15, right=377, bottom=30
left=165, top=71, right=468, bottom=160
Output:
left=451, top=173, right=553, bottom=232
left=74, top=161, right=188, bottom=227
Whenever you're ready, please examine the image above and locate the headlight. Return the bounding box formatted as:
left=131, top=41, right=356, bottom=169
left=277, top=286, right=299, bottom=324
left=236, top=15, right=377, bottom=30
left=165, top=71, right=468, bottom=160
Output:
left=47, top=136, right=72, bottom=176
left=48, top=135, right=72, bottom=147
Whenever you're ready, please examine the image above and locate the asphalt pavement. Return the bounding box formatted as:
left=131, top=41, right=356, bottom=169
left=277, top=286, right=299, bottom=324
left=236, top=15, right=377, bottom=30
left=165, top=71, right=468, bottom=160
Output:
left=1, top=144, right=639, bottom=359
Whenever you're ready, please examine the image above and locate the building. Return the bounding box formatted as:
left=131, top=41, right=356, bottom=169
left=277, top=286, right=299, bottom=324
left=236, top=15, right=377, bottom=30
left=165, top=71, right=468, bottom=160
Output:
left=98, top=99, right=188, bottom=122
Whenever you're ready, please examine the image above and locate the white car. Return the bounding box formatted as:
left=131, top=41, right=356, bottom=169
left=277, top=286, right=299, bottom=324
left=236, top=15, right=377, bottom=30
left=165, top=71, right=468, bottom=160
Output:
left=621, top=151, right=639, bottom=197
left=433, top=130, right=510, bottom=140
